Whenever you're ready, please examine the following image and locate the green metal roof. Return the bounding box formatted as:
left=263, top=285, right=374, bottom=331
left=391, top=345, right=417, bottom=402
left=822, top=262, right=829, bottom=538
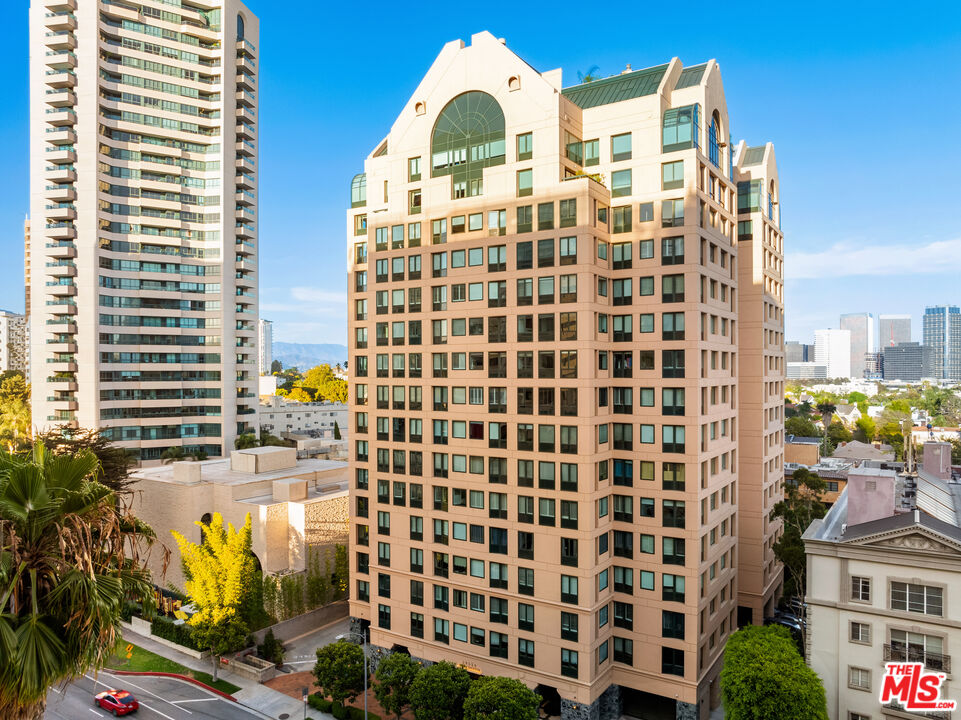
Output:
left=675, top=63, right=707, bottom=89
left=562, top=64, right=669, bottom=109
left=743, top=146, right=766, bottom=166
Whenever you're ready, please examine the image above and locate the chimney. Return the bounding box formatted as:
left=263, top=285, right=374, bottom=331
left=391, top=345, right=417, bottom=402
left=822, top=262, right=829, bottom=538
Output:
left=846, top=468, right=897, bottom=525
left=622, top=63, right=632, bottom=74
left=922, top=442, right=952, bottom=481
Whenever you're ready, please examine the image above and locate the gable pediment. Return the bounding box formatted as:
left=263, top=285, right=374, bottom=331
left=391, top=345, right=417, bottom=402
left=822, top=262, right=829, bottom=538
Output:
left=844, top=527, right=961, bottom=556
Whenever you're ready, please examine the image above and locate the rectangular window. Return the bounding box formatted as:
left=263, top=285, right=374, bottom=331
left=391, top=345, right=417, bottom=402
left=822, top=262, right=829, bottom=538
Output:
left=559, top=200, right=577, bottom=229
left=848, top=666, right=871, bottom=691
left=517, top=169, right=533, bottom=197
left=612, top=206, right=632, bottom=234
left=517, top=132, right=532, bottom=161
left=851, top=576, right=871, bottom=603
left=584, top=139, right=599, bottom=166
left=611, top=133, right=632, bottom=162
left=663, top=104, right=699, bottom=153
left=849, top=621, right=870, bottom=644
left=662, top=160, right=684, bottom=190
left=890, top=581, right=942, bottom=616
left=662, top=199, right=685, bottom=228
left=538, top=202, right=554, bottom=231
left=611, top=169, right=632, bottom=198
left=517, top=205, right=533, bottom=233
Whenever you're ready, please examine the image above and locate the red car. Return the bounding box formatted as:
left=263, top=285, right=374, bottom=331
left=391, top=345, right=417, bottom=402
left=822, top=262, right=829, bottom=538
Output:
left=94, top=689, right=139, bottom=715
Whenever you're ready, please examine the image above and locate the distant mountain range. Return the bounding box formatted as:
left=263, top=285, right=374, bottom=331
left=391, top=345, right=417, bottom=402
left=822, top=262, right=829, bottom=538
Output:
left=273, top=342, right=348, bottom=370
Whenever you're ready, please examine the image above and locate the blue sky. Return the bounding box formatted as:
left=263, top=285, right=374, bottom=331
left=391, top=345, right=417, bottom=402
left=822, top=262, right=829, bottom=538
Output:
left=2, top=1, right=959, bottom=346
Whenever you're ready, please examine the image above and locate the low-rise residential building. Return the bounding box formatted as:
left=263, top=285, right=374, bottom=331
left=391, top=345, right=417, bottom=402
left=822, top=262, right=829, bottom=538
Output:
left=834, top=404, right=862, bottom=426
left=130, top=447, right=349, bottom=588
left=786, top=457, right=854, bottom=508
left=804, top=443, right=961, bottom=720
left=832, top=441, right=896, bottom=464
left=259, top=396, right=348, bottom=439
left=786, top=435, right=822, bottom=465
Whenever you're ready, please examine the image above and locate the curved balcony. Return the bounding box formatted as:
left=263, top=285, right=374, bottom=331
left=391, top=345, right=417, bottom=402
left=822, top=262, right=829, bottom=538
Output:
left=45, top=108, right=76, bottom=126
left=45, top=50, right=76, bottom=70
left=45, top=205, right=76, bottom=221
left=45, top=89, right=76, bottom=107
left=45, top=241, right=76, bottom=258
left=44, top=12, right=76, bottom=31
left=45, top=148, right=76, bottom=164
left=46, top=127, right=76, bottom=144
left=46, top=166, right=76, bottom=182
left=45, top=69, right=76, bottom=88
left=45, top=223, right=76, bottom=240
left=44, top=185, right=75, bottom=202
left=45, top=31, right=76, bottom=51
left=235, top=106, right=255, bottom=123
left=45, top=0, right=77, bottom=11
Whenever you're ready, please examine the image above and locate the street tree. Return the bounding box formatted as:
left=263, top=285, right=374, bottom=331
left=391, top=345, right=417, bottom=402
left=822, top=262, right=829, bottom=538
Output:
left=0, top=444, right=154, bottom=719
left=409, top=661, right=471, bottom=720
left=721, top=625, right=828, bottom=720
left=463, top=676, right=541, bottom=720
left=772, top=467, right=826, bottom=598
left=172, top=513, right=255, bottom=680
left=853, top=415, right=877, bottom=443
left=0, top=373, right=31, bottom=452
left=313, top=639, right=365, bottom=706
left=374, top=651, right=420, bottom=719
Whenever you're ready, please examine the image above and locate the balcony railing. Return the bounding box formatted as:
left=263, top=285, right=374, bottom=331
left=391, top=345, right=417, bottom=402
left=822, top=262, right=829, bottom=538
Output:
left=883, top=643, right=951, bottom=673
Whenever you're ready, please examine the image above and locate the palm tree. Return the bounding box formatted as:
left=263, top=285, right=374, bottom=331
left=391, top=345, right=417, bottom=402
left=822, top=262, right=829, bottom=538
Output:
left=0, top=444, right=154, bottom=719
left=577, top=65, right=600, bottom=83
left=816, top=402, right=837, bottom=454
left=234, top=433, right=259, bottom=450
left=160, top=446, right=186, bottom=464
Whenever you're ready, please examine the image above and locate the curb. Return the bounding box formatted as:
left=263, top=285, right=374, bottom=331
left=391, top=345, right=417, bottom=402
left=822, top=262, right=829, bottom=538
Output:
left=107, top=670, right=238, bottom=701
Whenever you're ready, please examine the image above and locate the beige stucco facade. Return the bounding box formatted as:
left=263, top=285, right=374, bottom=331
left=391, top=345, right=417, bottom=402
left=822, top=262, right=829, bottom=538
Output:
left=28, top=0, right=260, bottom=462
left=130, top=447, right=349, bottom=589
left=346, top=33, right=784, bottom=720
left=805, top=489, right=961, bottom=720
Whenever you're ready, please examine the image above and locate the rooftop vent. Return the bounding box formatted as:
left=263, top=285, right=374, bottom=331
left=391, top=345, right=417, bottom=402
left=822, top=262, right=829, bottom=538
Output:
left=621, top=63, right=632, bottom=74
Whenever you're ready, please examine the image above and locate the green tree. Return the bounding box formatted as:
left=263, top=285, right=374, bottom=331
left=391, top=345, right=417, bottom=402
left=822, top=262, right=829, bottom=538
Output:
left=313, top=639, right=365, bottom=706
left=826, top=420, right=852, bottom=451
left=234, top=433, right=259, bottom=450
left=463, top=676, right=540, bottom=720
left=772, top=467, right=826, bottom=599
left=258, top=429, right=289, bottom=447
left=853, top=415, right=877, bottom=443
left=333, top=544, right=349, bottom=597
left=877, top=417, right=909, bottom=460
left=577, top=64, right=600, bottom=83
left=301, top=364, right=348, bottom=404
left=409, top=661, right=471, bottom=720
left=0, top=444, right=154, bottom=719
left=721, top=625, right=828, bottom=720
left=847, top=391, right=868, bottom=405
left=333, top=421, right=342, bottom=440
left=0, top=373, right=31, bottom=452
left=374, top=652, right=420, bottom=719
left=270, top=359, right=283, bottom=374
left=30, top=428, right=136, bottom=495
left=172, top=513, right=255, bottom=681
left=784, top=416, right=818, bottom=438
left=950, top=438, right=961, bottom=464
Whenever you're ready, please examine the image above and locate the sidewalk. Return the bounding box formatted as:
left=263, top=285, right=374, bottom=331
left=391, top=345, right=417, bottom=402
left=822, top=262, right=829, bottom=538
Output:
left=120, top=627, right=335, bottom=720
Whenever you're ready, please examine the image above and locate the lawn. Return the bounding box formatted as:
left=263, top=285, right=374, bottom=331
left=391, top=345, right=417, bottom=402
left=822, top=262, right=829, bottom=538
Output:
left=108, top=640, right=241, bottom=695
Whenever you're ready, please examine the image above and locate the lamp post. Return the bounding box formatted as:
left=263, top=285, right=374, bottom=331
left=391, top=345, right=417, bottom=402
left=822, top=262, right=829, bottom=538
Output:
left=336, top=631, right=368, bottom=719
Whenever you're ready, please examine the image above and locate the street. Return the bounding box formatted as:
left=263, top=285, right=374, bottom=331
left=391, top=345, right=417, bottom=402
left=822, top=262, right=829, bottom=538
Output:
left=45, top=671, right=267, bottom=720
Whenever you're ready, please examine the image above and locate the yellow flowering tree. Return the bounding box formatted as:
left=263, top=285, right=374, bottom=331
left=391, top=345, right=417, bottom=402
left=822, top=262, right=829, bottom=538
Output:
left=172, top=513, right=254, bottom=680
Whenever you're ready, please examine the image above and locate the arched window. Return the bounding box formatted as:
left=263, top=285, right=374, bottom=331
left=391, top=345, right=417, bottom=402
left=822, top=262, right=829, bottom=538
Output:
left=199, top=513, right=212, bottom=543
left=708, top=111, right=721, bottom=167
left=431, top=91, right=506, bottom=198
left=351, top=173, right=366, bottom=208
left=236, top=13, right=245, bottom=40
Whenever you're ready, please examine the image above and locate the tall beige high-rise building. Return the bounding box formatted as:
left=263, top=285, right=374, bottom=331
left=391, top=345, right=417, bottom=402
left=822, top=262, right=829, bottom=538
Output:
left=347, top=33, right=784, bottom=720
left=28, top=0, right=259, bottom=461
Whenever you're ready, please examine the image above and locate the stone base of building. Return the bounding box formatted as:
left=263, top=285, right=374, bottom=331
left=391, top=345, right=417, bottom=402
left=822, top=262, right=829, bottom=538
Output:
left=560, top=684, right=620, bottom=720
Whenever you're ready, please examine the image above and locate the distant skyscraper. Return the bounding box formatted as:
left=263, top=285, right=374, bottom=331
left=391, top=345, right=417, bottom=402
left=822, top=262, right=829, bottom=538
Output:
left=879, top=314, right=911, bottom=348
left=259, top=319, right=273, bottom=375
left=840, top=313, right=874, bottom=379
left=785, top=340, right=808, bottom=363
left=29, top=0, right=260, bottom=462
left=814, top=328, right=852, bottom=378
left=923, top=306, right=961, bottom=381
left=883, top=342, right=932, bottom=383
left=0, top=311, right=28, bottom=374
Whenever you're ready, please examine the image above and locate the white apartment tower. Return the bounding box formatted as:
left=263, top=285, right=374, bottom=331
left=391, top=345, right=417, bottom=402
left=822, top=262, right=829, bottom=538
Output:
left=29, top=0, right=259, bottom=461
left=814, top=329, right=851, bottom=379
left=258, top=317, right=272, bottom=374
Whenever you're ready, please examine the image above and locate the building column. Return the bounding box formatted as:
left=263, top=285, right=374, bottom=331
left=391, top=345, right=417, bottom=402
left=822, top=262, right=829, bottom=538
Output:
left=560, top=685, right=621, bottom=720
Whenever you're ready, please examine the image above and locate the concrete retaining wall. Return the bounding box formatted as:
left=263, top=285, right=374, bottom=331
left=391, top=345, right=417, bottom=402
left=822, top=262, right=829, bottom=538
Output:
left=252, top=600, right=348, bottom=645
